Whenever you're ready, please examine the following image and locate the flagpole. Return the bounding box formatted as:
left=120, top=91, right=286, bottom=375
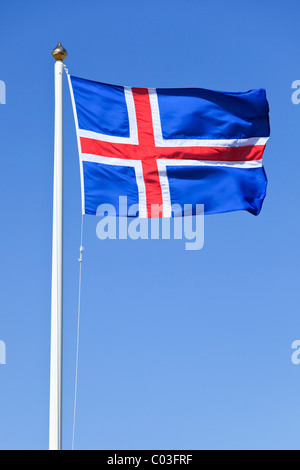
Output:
left=49, top=42, right=67, bottom=451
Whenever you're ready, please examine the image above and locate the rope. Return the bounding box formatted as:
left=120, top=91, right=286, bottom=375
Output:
left=63, top=63, right=69, bottom=75
left=72, top=214, right=84, bottom=450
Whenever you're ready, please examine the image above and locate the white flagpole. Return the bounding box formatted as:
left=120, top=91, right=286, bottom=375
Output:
left=49, top=42, right=67, bottom=451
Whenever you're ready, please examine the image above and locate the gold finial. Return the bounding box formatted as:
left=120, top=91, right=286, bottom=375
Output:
left=52, top=42, right=68, bottom=62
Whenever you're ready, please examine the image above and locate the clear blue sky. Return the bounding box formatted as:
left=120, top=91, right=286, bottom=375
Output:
left=1, top=0, right=300, bottom=450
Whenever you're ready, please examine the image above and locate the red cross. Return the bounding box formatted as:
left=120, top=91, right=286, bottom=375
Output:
left=80, top=88, right=265, bottom=218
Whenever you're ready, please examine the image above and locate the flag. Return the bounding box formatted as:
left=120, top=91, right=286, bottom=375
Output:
left=68, top=75, right=270, bottom=218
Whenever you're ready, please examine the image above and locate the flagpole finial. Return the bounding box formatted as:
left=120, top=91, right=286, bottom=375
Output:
left=52, top=42, right=68, bottom=62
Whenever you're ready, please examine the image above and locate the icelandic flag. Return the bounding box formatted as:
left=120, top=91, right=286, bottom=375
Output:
left=68, top=75, right=270, bottom=218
